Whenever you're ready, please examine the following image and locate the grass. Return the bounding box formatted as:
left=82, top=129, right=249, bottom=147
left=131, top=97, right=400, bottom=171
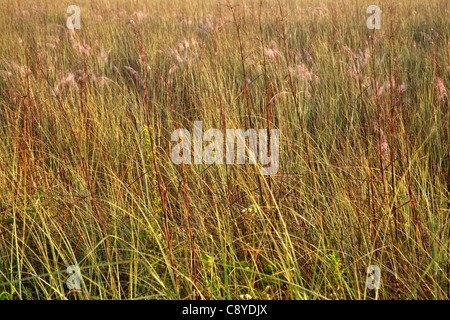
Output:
left=0, top=0, right=449, bottom=300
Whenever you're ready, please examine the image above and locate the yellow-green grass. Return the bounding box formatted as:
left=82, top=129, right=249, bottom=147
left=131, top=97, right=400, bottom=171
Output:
left=0, top=0, right=448, bottom=299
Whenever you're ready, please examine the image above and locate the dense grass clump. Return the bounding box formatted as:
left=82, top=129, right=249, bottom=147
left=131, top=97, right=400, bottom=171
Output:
left=0, top=0, right=449, bottom=299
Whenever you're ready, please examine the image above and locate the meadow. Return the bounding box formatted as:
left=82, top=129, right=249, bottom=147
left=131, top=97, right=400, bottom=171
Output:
left=0, top=0, right=449, bottom=299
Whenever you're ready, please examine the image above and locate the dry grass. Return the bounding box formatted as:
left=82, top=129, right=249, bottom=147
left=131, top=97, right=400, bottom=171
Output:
left=0, top=0, right=449, bottom=300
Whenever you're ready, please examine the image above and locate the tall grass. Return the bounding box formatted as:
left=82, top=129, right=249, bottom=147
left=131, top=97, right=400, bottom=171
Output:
left=0, top=0, right=448, bottom=299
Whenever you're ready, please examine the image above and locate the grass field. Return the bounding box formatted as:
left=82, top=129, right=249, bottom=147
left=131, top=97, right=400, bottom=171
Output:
left=0, top=0, right=449, bottom=300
